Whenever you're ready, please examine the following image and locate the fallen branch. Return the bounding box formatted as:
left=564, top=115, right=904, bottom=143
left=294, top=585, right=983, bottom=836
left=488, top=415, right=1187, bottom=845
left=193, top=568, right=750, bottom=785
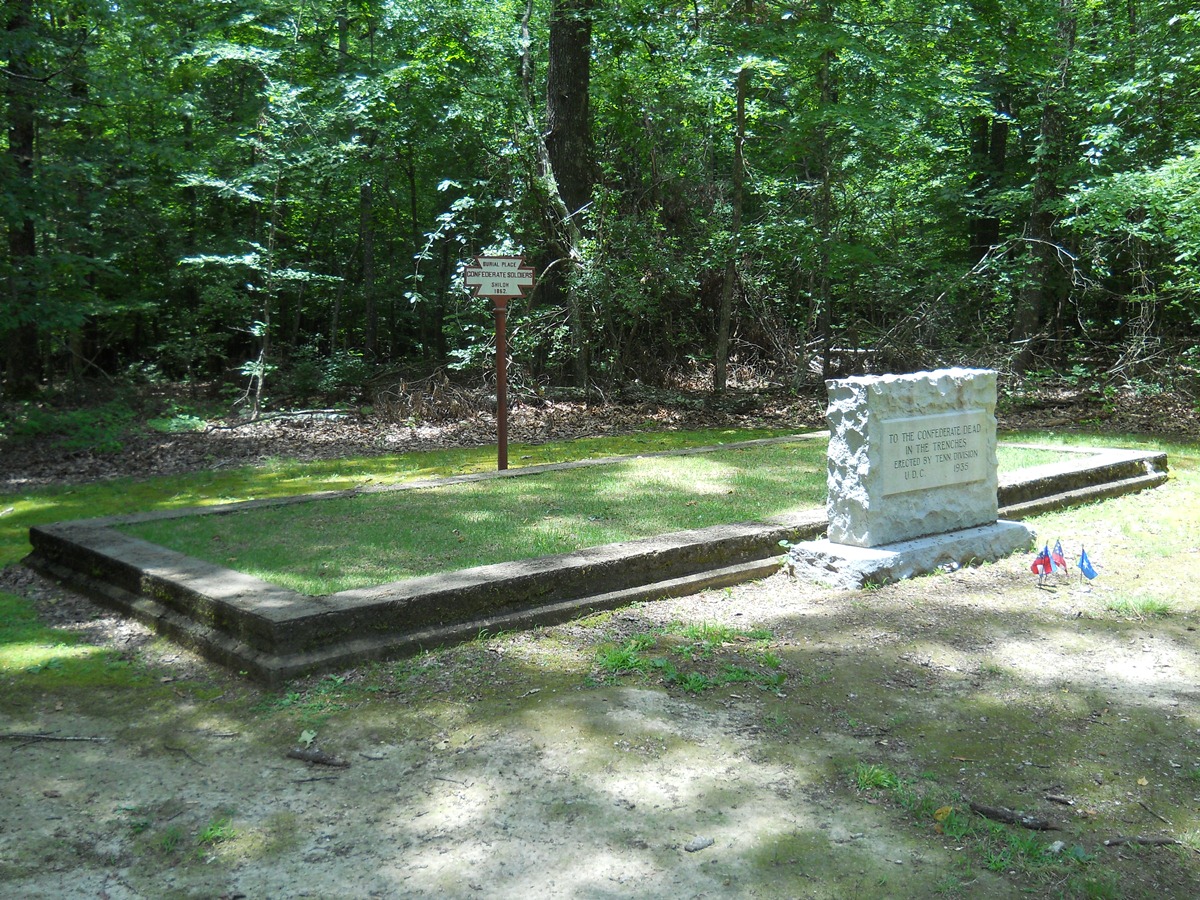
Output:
left=164, top=743, right=204, bottom=765
left=0, top=732, right=110, bottom=744
left=286, top=747, right=350, bottom=768
left=1102, top=835, right=1180, bottom=848
left=210, top=409, right=353, bottom=430
left=1137, top=800, right=1172, bottom=826
left=967, top=798, right=1060, bottom=831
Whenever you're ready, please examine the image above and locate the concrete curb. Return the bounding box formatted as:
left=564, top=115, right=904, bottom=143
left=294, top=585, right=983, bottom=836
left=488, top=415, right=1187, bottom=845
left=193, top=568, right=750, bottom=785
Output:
left=25, top=440, right=1168, bottom=683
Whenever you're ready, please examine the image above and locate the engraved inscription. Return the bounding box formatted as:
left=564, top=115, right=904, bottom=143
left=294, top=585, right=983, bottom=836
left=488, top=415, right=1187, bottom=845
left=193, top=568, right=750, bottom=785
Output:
left=880, top=410, right=990, bottom=496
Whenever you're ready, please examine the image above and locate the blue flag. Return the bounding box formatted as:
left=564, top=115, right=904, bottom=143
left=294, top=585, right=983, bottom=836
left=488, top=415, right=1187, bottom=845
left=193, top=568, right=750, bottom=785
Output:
left=1078, top=547, right=1097, bottom=580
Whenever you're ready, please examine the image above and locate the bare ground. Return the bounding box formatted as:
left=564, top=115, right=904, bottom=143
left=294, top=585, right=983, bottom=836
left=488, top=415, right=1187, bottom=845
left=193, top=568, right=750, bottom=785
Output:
left=3, top=388, right=1200, bottom=898
left=2, top=380, right=1195, bottom=490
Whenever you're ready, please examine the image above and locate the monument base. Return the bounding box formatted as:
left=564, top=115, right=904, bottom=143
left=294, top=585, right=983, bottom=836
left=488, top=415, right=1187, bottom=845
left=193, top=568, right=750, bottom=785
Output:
left=786, top=520, right=1035, bottom=590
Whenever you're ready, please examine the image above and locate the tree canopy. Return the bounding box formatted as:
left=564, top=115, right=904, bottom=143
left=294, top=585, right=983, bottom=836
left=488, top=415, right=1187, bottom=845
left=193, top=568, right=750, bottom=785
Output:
left=3, top=0, right=1198, bottom=403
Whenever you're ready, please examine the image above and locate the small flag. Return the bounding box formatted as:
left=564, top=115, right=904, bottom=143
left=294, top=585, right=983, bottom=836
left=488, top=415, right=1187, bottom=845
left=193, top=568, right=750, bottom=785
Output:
left=1051, top=540, right=1067, bottom=574
left=1031, top=545, right=1053, bottom=576
left=1078, top=547, right=1098, bottom=580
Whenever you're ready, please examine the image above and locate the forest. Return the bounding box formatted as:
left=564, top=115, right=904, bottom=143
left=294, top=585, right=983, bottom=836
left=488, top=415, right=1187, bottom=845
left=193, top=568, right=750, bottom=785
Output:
left=3, top=0, right=1199, bottom=410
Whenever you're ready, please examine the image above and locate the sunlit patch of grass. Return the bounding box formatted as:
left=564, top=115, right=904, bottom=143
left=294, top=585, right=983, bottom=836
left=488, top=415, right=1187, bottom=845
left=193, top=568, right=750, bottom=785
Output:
left=120, top=442, right=832, bottom=594
left=1106, top=594, right=1172, bottom=619
left=595, top=642, right=652, bottom=676
left=853, top=762, right=900, bottom=791
left=675, top=621, right=752, bottom=644
left=1016, top=434, right=1200, bottom=617
left=0, top=591, right=109, bottom=675
left=1001, top=429, right=1200, bottom=464
left=995, top=446, right=1085, bottom=473
left=0, top=591, right=226, bottom=707
left=0, top=639, right=102, bottom=673
left=589, top=621, right=784, bottom=695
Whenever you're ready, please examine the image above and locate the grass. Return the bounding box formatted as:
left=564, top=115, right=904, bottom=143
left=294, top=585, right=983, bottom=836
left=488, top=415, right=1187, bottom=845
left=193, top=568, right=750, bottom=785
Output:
left=1106, top=594, right=1173, bottom=618
left=596, top=642, right=651, bottom=675
left=119, top=438, right=828, bottom=593
left=854, top=762, right=901, bottom=790
left=850, top=760, right=1103, bottom=888
left=197, top=816, right=237, bottom=846
left=0, top=427, right=798, bottom=569
left=0, top=590, right=136, bottom=680
left=116, top=440, right=1075, bottom=595
left=593, top=621, right=784, bottom=693
left=157, top=826, right=184, bottom=854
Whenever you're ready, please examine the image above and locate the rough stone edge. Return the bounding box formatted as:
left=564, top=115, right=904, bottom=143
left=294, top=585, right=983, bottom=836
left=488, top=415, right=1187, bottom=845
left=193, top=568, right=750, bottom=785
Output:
left=1000, top=470, right=1168, bottom=519
left=998, top=449, right=1167, bottom=510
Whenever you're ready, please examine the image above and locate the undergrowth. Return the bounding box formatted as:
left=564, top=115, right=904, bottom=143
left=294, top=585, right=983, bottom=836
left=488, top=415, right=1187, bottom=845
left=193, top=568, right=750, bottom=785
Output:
left=592, top=621, right=785, bottom=694
left=850, top=761, right=1117, bottom=896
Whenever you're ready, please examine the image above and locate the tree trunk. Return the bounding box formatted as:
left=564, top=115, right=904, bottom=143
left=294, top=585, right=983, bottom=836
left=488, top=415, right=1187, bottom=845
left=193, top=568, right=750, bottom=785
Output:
left=4, top=0, right=40, bottom=399
left=967, top=98, right=1009, bottom=263
left=180, top=21, right=202, bottom=356
left=544, top=0, right=595, bottom=388
left=815, top=0, right=837, bottom=380
left=546, top=0, right=594, bottom=218
left=714, top=66, right=748, bottom=394
left=1012, top=0, right=1076, bottom=371
left=361, top=179, right=377, bottom=357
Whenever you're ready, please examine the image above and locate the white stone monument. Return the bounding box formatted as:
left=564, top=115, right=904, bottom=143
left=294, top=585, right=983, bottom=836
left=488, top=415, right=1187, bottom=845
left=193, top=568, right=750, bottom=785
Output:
left=788, top=368, right=1034, bottom=589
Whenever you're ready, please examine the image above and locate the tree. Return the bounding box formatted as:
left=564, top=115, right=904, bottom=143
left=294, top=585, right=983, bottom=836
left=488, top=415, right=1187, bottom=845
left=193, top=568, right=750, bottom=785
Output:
left=3, top=0, right=39, bottom=398
left=1011, top=0, right=1078, bottom=370
left=542, top=0, right=596, bottom=388
left=713, top=63, right=747, bottom=394
left=2, top=0, right=1196, bottom=403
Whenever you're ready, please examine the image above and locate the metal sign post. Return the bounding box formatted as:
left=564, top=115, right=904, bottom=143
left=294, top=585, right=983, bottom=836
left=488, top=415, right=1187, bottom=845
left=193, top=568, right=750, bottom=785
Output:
left=462, top=255, right=536, bottom=471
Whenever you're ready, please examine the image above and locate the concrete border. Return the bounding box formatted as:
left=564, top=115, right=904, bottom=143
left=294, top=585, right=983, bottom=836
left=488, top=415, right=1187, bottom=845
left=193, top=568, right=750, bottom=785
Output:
left=24, top=438, right=1168, bottom=684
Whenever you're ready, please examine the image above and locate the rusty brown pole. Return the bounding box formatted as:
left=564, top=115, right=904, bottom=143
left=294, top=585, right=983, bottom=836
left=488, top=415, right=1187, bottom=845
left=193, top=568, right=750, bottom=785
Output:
left=495, top=296, right=509, bottom=470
